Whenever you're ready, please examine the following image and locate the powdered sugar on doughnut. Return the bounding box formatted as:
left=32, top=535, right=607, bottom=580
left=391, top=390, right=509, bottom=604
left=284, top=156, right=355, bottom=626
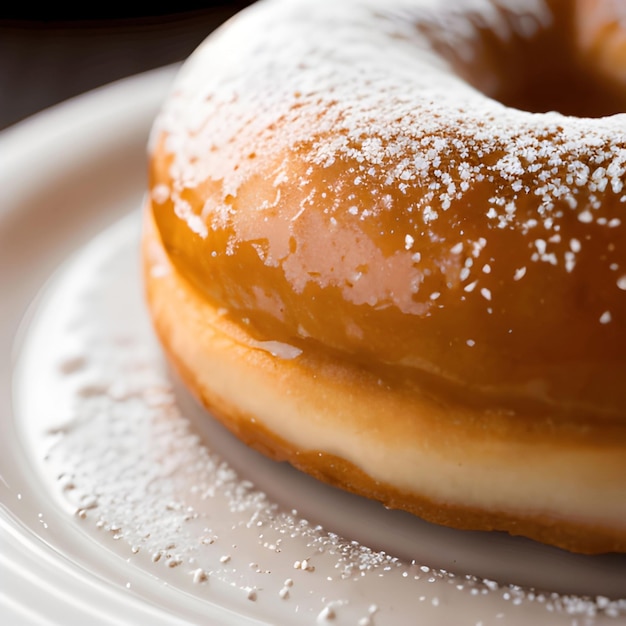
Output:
left=152, top=0, right=625, bottom=292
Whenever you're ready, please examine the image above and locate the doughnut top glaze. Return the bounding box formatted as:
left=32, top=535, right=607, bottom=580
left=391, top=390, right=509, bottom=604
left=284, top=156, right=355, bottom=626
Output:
left=149, top=0, right=626, bottom=423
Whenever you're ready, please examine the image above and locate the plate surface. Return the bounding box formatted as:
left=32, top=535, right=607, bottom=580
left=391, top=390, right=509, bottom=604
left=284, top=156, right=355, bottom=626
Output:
left=1, top=67, right=626, bottom=625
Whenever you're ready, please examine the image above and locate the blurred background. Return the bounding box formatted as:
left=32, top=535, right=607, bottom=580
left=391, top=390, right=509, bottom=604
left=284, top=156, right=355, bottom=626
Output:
left=0, top=1, right=255, bottom=131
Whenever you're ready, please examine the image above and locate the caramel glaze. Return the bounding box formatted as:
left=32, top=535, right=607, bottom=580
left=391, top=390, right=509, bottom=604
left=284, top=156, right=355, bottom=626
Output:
left=151, top=142, right=626, bottom=429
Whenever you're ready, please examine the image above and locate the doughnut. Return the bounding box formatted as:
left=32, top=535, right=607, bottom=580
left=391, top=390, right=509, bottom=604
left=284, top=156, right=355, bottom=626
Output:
left=143, top=0, right=626, bottom=554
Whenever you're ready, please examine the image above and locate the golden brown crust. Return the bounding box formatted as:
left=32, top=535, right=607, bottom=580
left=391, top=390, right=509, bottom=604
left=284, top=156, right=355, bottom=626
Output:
left=144, top=208, right=626, bottom=554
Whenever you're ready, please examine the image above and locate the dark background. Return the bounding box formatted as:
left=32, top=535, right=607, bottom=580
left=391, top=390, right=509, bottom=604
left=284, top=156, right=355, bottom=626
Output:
left=0, top=2, right=255, bottom=131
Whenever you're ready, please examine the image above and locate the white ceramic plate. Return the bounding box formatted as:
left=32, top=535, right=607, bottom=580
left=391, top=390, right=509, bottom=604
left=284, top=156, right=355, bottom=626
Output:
left=2, top=67, right=626, bottom=626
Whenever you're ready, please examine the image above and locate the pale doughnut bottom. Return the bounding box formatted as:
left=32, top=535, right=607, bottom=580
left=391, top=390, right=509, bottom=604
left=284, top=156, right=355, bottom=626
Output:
left=143, top=207, right=626, bottom=555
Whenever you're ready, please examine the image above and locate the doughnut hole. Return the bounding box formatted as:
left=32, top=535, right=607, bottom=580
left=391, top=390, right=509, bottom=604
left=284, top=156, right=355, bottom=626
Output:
left=419, top=0, right=626, bottom=118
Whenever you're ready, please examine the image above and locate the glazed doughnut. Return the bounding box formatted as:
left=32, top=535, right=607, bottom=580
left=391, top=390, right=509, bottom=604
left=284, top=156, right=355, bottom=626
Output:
left=144, top=0, right=626, bottom=554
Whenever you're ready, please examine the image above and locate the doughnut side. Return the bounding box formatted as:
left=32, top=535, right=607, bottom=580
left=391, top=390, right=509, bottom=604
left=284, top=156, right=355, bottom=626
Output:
left=144, top=206, right=626, bottom=554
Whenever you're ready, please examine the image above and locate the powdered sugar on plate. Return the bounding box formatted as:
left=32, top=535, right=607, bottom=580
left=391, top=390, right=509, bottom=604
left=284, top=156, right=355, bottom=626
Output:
left=12, top=213, right=626, bottom=624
